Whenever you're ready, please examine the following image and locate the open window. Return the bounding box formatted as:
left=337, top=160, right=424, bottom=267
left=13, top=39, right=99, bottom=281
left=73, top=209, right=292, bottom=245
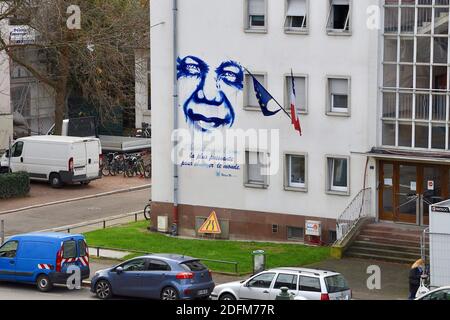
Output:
left=285, top=0, right=308, bottom=33
left=326, top=0, right=351, bottom=34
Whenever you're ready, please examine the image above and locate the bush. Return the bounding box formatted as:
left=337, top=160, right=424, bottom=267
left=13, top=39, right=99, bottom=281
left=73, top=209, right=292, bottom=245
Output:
left=0, top=172, right=30, bottom=199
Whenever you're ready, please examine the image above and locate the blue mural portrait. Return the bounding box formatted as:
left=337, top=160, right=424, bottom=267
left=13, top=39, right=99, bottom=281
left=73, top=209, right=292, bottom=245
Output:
left=177, top=56, right=244, bottom=132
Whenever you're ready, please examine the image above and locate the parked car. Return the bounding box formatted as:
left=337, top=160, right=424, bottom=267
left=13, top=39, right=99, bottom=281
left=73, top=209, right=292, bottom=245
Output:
left=91, top=254, right=215, bottom=300
left=211, top=267, right=351, bottom=301
left=0, top=135, right=102, bottom=187
left=415, top=286, right=450, bottom=300
left=0, top=233, right=90, bottom=292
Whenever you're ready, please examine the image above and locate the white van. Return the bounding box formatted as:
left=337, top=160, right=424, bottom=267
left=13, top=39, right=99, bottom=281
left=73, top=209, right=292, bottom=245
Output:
left=0, top=136, right=102, bottom=187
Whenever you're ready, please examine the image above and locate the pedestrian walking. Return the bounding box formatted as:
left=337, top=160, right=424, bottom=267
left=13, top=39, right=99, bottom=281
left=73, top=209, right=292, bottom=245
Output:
left=409, top=258, right=425, bottom=300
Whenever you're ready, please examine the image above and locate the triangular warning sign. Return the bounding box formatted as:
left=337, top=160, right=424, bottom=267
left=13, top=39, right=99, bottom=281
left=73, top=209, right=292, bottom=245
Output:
left=198, top=211, right=222, bottom=234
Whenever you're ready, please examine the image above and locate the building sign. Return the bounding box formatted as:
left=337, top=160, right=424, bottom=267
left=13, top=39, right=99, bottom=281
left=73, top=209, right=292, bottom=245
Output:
left=305, top=220, right=321, bottom=237
left=428, top=180, right=435, bottom=191
left=9, top=26, right=36, bottom=44
left=431, top=206, right=450, bottom=213
left=198, top=211, right=222, bottom=234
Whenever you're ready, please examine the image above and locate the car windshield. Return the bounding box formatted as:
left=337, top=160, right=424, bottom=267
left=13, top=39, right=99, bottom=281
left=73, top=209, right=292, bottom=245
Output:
left=180, top=260, right=207, bottom=272
left=325, top=275, right=350, bottom=293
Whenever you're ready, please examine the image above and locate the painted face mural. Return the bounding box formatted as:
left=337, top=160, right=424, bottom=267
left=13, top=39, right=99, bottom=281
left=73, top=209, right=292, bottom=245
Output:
left=177, top=56, right=244, bottom=132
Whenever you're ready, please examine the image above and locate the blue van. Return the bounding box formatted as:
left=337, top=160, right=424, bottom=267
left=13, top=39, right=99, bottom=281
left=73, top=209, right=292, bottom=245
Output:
left=0, top=233, right=90, bottom=292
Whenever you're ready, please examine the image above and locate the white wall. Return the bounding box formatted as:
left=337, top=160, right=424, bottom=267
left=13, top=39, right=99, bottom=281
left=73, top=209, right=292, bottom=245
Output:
left=0, top=12, right=12, bottom=149
left=151, top=0, right=380, bottom=219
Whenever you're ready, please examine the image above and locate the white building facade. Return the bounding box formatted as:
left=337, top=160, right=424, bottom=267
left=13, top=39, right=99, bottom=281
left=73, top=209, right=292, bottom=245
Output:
left=0, top=12, right=12, bottom=151
left=151, top=0, right=450, bottom=243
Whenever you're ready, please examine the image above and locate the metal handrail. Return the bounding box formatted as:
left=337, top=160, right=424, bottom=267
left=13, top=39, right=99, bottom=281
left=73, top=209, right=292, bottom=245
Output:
left=335, top=188, right=372, bottom=243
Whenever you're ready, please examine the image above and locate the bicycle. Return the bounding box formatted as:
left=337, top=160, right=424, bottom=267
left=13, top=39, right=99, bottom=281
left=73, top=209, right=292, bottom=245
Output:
left=144, top=200, right=151, bottom=220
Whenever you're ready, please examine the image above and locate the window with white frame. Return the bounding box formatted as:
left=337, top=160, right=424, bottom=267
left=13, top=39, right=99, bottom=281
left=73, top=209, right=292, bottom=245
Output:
left=285, top=75, right=307, bottom=113
left=326, top=0, right=351, bottom=33
left=285, top=154, right=307, bottom=190
left=328, top=77, right=350, bottom=114
left=247, top=0, right=266, bottom=30
left=245, top=151, right=268, bottom=187
left=285, top=0, right=308, bottom=32
left=244, top=73, right=266, bottom=110
left=327, top=156, right=349, bottom=194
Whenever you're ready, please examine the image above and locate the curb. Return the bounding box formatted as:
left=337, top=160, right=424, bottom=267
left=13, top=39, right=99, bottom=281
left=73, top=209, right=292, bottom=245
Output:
left=0, top=184, right=151, bottom=216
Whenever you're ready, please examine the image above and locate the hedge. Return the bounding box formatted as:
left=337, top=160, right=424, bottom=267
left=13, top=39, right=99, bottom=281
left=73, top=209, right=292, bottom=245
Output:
left=0, top=172, right=30, bottom=199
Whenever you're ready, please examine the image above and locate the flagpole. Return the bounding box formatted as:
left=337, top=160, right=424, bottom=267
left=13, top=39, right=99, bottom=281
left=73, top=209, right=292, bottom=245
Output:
left=244, top=67, right=292, bottom=120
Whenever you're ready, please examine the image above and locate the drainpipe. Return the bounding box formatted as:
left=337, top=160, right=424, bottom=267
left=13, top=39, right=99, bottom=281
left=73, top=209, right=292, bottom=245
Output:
left=172, top=0, right=179, bottom=235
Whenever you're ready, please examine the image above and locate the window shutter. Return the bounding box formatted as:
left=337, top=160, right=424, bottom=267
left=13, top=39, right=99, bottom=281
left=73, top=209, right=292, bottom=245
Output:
left=249, top=0, right=265, bottom=16
left=330, top=79, right=348, bottom=95
left=287, top=0, right=306, bottom=17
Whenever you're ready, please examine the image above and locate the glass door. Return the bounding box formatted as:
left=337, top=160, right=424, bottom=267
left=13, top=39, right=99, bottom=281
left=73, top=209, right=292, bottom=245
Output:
left=396, top=164, right=418, bottom=224
left=379, top=162, right=394, bottom=221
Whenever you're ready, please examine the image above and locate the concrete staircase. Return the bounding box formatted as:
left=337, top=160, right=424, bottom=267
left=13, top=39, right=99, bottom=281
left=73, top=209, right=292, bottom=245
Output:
left=345, top=223, right=427, bottom=264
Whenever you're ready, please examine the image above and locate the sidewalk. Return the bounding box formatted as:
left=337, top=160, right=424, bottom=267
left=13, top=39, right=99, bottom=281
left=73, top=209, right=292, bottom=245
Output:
left=0, top=175, right=150, bottom=213
left=307, top=257, right=410, bottom=300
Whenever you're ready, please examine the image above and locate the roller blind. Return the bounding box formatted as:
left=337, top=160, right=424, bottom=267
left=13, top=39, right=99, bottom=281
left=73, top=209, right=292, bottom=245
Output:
left=249, top=0, right=265, bottom=16
left=287, top=77, right=307, bottom=111
left=330, top=78, right=348, bottom=95
left=287, top=0, right=306, bottom=16
left=332, top=0, right=349, bottom=5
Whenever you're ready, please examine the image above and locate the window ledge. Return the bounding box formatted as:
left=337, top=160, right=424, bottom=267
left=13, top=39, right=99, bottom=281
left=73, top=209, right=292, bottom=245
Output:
left=326, top=111, right=351, bottom=117
left=284, top=186, right=308, bottom=193
left=326, top=190, right=350, bottom=196
left=245, top=183, right=269, bottom=189
left=143, top=111, right=152, bottom=116
left=326, top=30, right=352, bottom=36
left=244, top=106, right=262, bottom=112
left=284, top=29, right=309, bottom=35
left=244, top=28, right=268, bottom=34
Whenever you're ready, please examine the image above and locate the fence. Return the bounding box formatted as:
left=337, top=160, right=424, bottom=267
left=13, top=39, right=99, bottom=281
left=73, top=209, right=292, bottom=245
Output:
left=421, top=229, right=450, bottom=289
left=89, top=246, right=240, bottom=276
left=38, top=211, right=146, bottom=235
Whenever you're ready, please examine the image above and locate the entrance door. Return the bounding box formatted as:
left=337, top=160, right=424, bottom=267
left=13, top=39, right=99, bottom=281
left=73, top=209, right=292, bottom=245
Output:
left=378, top=161, right=450, bottom=226
left=397, top=164, right=419, bottom=224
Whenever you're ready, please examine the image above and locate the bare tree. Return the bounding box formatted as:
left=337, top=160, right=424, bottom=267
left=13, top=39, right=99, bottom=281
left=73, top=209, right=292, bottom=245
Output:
left=0, top=0, right=149, bottom=134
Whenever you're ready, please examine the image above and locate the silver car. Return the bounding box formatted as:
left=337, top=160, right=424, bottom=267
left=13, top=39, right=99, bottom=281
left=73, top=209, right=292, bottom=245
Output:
left=211, top=267, right=352, bottom=301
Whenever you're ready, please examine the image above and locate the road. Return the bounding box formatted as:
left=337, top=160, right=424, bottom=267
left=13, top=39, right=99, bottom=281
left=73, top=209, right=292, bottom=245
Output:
left=1, top=188, right=150, bottom=236
left=0, top=259, right=242, bottom=300
left=0, top=283, right=95, bottom=300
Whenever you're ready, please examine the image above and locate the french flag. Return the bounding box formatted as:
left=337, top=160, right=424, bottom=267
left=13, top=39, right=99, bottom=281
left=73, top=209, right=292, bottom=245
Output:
left=290, top=71, right=302, bottom=136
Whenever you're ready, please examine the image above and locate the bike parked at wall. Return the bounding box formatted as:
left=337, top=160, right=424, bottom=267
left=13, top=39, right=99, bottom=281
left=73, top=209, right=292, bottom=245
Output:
left=101, top=151, right=151, bottom=178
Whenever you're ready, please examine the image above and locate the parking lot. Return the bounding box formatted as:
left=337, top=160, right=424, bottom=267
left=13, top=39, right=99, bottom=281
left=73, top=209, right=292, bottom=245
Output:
left=0, top=256, right=411, bottom=300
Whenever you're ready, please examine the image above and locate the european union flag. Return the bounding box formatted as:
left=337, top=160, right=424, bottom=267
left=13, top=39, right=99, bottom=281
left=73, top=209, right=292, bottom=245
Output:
left=252, top=75, right=282, bottom=117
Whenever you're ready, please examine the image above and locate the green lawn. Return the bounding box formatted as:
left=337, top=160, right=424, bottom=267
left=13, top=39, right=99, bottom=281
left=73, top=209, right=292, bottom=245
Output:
left=84, top=221, right=330, bottom=274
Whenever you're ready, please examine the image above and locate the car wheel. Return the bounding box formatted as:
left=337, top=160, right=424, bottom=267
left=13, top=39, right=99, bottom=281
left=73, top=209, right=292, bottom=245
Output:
left=36, top=274, right=53, bottom=292
left=49, top=173, right=62, bottom=188
left=95, top=280, right=113, bottom=300
left=161, top=287, right=179, bottom=300
left=219, top=293, right=236, bottom=301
